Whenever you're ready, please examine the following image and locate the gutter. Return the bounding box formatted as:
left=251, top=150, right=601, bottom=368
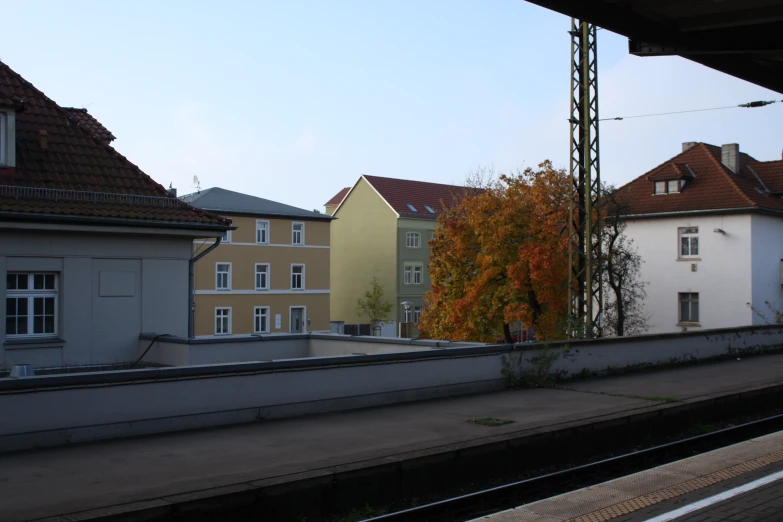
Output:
left=623, top=207, right=783, bottom=220
left=188, top=237, right=222, bottom=338
left=0, top=211, right=234, bottom=232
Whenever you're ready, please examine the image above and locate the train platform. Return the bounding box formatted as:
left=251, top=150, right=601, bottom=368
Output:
left=476, top=430, right=783, bottom=522
left=2, top=354, right=783, bottom=522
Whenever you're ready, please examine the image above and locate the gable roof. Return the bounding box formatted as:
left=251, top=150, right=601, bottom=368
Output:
left=63, top=108, right=116, bottom=144
left=181, top=187, right=332, bottom=221
left=325, top=187, right=350, bottom=206
left=0, top=60, right=229, bottom=230
left=359, top=175, right=478, bottom=220
left=616, top=143, right=783, bottom=217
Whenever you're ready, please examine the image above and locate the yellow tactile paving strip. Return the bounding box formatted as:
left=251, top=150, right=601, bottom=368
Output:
left=570, top=449, right=783, bottom=522
left=476, top=431, right=783, bottom=522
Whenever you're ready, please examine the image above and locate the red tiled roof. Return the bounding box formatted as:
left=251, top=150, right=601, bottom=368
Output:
left=616, top=143, right=783, bottom=216
left=362, top=175, right=479, bottom=220
left=64, top=108, right=116, bottom=144
left=325, top=187, right=350, bottom=206
left=0, top=60, right=229, bottom=229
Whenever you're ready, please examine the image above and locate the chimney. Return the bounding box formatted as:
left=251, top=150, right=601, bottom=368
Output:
left=38, top=130, right=48, bottom=150
left=168, top=187, right=177, bottom=197
left=721, top=143, right=740, bottom=173
left=682, top=142, right=697, bottom=152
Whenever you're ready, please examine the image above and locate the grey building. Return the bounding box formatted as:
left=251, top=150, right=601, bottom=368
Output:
left=0, top=60, right=230, bottom=371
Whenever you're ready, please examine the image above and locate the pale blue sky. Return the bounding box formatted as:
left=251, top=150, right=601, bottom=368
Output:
left=1, top=1, right=781, bottom=212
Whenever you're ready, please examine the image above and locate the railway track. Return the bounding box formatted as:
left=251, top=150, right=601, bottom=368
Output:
left=364, top=413, right=783, bottom=522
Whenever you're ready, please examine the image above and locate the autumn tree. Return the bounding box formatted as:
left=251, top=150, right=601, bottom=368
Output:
left=600, top=186, right=650, bottom=336
left=419, top=161, right=571, bottom=343
left=356, top=277, right=393, bottom=334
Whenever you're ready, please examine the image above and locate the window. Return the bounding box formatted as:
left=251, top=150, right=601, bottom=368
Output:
left=414, top=306, right=422, bottom=323
left=291, top=264, right=305, bottom=290
left=679, top=293, right=699, bottom=324
left=6, top=273, right=58, bottom=338
left=424, top=205, right=436, bottom=214
left=679, top=227, right=699, bottom=258
left=255, top=263, right=269, bottom=290
left=221, top=230, right=231, bottom=243
left=406, top=203, right=418, bottom=212
left=655, top=179, right=683, bottom=195
left=404, top=263, right=423, bottom=285
left=256, top=220, right=269, bottom=244
left=215, top=307, right=231, bottom=335
left=406, top=232, right=421, bottom=248
left=216, top=263, right=231, bottom=290
left=0, top=112, right=6, bottom=167
left=292, top=222, right=304, bottom=245
left=254, top=307, right=270, bottom=333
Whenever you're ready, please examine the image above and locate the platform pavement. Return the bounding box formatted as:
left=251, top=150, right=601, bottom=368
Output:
left=2, top=354, right=783, bottom=522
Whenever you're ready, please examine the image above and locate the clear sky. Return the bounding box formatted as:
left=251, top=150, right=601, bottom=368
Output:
left=1, top=0, right=780, bottom=212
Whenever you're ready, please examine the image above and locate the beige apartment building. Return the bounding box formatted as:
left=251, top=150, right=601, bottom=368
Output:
left=182, top=188, right=332, bottom=336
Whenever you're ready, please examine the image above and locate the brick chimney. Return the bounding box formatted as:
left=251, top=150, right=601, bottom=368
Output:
left=721, top=143, right=740, bottom=173
left=682, top=142, right=697, bottom=152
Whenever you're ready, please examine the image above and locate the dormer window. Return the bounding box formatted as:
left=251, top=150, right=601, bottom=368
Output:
left=654, top=179, right=684, bottom=195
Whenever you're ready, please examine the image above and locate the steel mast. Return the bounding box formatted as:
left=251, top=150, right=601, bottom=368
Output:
left=567, top=19, right=603, bottom=338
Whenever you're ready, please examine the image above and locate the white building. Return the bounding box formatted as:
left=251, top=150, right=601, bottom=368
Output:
left=0, top=60, right=231, bottom=371
left=618, top=142, right=783, bottom=334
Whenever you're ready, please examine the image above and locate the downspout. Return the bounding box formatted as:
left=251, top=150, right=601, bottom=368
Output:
left=188, top=237, right=222, bottom=338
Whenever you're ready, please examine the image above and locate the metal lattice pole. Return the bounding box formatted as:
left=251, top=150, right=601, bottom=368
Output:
left=568, top=19, right=603, bottom=338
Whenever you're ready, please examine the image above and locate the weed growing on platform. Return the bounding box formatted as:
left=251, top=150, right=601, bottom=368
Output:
left=468, top=417, right=514, bottom=427
left=502, top=343, right=566, bottom=388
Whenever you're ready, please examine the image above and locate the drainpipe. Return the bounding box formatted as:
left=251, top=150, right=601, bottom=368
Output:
left=188, top=236, right=222, bottom=338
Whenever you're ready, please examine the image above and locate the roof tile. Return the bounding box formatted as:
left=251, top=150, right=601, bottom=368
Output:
left=362, top=175, right=479, bottom=220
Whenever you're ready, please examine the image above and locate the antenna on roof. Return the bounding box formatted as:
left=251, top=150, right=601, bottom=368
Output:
left=191, top=175, right=201, bottom=193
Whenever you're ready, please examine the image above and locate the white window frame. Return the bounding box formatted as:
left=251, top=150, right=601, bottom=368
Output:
left=215, top=307, right=232, bottom=335
left=255, top=263, right=270, bottom=291
left=291, top=264, right=305, bottom=290
left=0, top=112, right=6, bottom=167
left=256, top=220, right=270, bottom=244
left=414, top=306, right=422, bottom=323
left=221, top=230, right=232, bottom=243
left=292, top=222, right=305, bottom=246
left=5, top=272, right=58, bottom=339
left=406, top=232, right=421, bottom=248
left=678, top=227, right=699, bottom=259
left=404, top=262, right=423, bottom=285
left=254, top=306, right=270, bottom=334
left=667, top=180, right=680, bottom=193
left=678, top=293, right=700, bottom=324
left=216, top=262, right=232, bottom=290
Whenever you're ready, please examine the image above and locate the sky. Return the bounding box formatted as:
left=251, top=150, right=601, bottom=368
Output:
left=1, top=0, right=781, bottom=212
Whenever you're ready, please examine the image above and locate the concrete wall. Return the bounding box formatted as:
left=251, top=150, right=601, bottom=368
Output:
left=1, top=229, right=192, bottom=370
left=750, top=214, right=783, bottom=324
left=624, top=214, right=753, bottom=334
left=330, top=178, right=398, bottom=324
left=2, top=324, right=783, bottom=452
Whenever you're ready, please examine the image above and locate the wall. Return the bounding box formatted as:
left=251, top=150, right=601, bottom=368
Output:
left=4, top=324, right=783, bottom=452
left=396, top=218, right=436, bottom=324
left=193, top=214, right=331, bottom=334
left=750, top=214, right=783, bottom=324
left=624, top=214, right=753, bottom=334
left=330, top=178, right=398, bottom=324
left=0, top=228, right=192, bottom=370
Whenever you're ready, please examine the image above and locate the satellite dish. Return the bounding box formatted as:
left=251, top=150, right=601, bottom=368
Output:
left=191, top=176, right=201, bottom=192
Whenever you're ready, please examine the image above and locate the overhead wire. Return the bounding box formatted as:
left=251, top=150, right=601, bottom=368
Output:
left=599, top=99, right=782, bottom=122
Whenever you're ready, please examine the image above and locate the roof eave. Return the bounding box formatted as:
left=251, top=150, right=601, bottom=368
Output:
left=196, top=208, right=334, bottom=221
left=0, top=211, right=233, bottom=231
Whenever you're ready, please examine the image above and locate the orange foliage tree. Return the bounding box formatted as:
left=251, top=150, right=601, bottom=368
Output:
left=419, top=161, right=571, bottom=343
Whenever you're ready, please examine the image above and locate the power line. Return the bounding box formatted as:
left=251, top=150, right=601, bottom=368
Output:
left=599, top=99, right=781, bottom=122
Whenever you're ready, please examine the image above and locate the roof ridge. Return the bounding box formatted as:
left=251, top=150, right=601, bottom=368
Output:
left=698, top=142, right=758, bottom=208
left=363, top=174, right=469, bottom=190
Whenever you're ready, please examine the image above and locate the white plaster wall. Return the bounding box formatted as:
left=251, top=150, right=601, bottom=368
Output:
left=625, top=214, right=753, bottom=334
left=750, top=214, right=783, bottom=323
left=0, top=229, right=194, bottom=370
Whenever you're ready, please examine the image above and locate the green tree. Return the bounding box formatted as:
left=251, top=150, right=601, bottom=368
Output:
left=356, top=277, right=393, bottom=333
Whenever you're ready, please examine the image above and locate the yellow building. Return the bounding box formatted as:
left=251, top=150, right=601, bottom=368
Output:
left=182, top=188, right=332, bottom=336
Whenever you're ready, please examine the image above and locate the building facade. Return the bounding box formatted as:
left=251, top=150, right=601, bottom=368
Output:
left=182, top=188, right=332, bottom=336
left=330, top=175, right=470, bottom=332
left=617, top=142, right=783, bottom=334
left=0, top=60, right=230, bottom=370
